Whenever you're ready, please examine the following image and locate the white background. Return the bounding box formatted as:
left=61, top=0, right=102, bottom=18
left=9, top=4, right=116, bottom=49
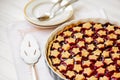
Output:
left=0, top=0, right=120, bottom=80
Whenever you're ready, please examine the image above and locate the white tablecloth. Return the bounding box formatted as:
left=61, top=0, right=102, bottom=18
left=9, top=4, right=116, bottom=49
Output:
left=8, top=1, right=107, bottom=80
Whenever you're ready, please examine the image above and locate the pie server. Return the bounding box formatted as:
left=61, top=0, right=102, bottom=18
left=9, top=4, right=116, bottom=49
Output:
left=20, top=34, right=41, bottom=80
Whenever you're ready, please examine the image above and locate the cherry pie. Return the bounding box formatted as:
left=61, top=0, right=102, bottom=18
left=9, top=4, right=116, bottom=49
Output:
left=47, top=22, right=120, bottom=80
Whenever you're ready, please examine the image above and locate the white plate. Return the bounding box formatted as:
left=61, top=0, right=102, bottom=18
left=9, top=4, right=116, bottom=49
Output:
left=24, top=0, right=73, bottom=27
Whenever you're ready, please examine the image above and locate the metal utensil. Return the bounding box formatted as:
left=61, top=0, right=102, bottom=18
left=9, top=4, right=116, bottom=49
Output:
left=38, top=0, right=79, bottom=21
left=20, top=34, right=41, bottom=80
left=49, top=0, right=63, bottom=13
left=38, top=0, right=63, bottom=21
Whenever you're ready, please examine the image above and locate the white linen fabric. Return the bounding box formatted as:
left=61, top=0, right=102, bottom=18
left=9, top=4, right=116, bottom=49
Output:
left=8, top=1, right=107, bottom=80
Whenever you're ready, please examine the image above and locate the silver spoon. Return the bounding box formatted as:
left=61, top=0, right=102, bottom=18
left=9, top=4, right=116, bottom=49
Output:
left=38, top=0, right=63, bottom=21
left=20, top=34, right=41, bottom=80
left=38, top=0, right=79, bottom=21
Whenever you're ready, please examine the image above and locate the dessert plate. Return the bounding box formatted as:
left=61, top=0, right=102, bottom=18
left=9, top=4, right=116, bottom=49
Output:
left=24, top=0, right=73, bottom=27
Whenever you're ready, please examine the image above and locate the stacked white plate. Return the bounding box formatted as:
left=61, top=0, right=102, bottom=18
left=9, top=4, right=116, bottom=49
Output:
left=24, top=0, right=73, bottom=28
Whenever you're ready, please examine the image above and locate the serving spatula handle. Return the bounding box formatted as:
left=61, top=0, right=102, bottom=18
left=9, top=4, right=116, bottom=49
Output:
left=31, top=64, right=38, bottom=80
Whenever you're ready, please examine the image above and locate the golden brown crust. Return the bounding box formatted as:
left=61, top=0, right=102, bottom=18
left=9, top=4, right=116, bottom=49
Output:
left=46, top=21, right=120, bottom=80
left=47, top=24, right=77, bottom=78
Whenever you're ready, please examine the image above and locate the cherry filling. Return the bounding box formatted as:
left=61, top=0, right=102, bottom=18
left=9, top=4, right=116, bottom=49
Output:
left=48, top=22, right=120, bottom=80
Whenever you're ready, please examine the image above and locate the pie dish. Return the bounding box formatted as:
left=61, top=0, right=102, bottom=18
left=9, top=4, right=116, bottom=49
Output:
left=45, top=18, right=120, bottom=80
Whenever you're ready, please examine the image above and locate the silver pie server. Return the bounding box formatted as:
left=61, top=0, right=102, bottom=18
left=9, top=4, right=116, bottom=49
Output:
left=20, top=34, right=41, bottom=80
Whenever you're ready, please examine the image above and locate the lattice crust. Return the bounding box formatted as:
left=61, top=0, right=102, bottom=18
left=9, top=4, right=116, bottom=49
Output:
left=47, top=22, right=120, bottom=80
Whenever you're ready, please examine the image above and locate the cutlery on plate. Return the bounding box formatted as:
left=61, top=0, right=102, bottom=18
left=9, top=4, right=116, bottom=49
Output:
left=49, top=0, right=63, bottom=13
left=37, top=0, right=63, bottom=21
left=20, top=34, right=41, bottom=80
left=38, top=0, right=79, bottom=21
